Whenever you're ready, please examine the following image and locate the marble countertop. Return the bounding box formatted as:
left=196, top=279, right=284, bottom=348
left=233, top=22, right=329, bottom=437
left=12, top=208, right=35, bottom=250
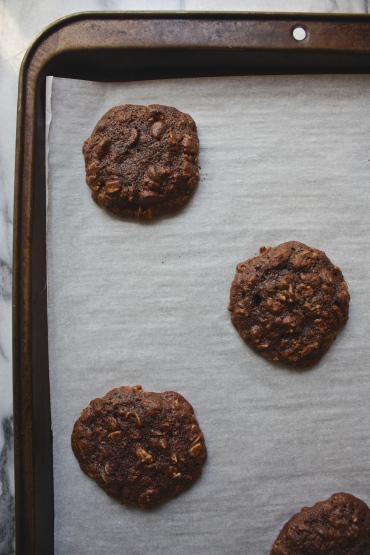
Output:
left=1, top=1, right=369, bottom=553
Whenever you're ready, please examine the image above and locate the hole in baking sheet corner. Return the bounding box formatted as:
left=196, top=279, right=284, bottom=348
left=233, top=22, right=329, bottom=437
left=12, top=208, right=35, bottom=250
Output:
left=292, top=25, right=307, bottom=42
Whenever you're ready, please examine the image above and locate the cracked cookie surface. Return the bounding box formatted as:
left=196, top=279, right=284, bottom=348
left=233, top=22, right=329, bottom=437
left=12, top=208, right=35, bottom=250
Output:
left=271, top=493, right=370, bottom=554
left=71, top=385, right=206, bottom=508
left=229, top=241, right=350, bottom=367
left=83, top=104, right=199, bottom=219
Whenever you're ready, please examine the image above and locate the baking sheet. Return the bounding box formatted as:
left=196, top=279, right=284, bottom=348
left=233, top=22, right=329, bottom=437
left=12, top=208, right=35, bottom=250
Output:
left=46, top=74, right=370, bottom=555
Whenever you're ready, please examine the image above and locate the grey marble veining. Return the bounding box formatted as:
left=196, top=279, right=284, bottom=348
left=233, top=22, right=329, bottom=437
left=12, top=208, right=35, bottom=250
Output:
left=0, top=418, right=13, bottom=554
left=186, top=0, right=369, bottom=11
left=1, top=1, right=369, bottom=554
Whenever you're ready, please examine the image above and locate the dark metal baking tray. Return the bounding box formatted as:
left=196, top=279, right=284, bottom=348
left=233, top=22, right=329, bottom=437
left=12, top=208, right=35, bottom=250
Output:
left=13, top=11, right=370, bottom=554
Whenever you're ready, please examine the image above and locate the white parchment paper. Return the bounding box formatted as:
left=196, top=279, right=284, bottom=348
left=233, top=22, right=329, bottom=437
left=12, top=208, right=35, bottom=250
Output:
left=47, top=75, right=370, bottom=555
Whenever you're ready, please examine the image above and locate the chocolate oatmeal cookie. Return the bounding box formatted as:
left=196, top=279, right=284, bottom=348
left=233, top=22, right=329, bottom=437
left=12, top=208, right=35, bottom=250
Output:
left=83, top=104, right=199, bottom=219
left=271, top=493, right=370, bottom=554
left=71, top=385, right=206, bottom=508
left=229, top=241, right=350, bottom=367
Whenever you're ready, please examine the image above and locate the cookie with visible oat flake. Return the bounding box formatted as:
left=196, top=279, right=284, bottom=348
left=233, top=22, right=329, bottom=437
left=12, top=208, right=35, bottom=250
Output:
left=71, top=385, right=206, bottom=508
left=229, top=241, right=350, bottom=367
left=83, top=104, right=199, bottom=219
left=271, top=493, right=370, bottom=554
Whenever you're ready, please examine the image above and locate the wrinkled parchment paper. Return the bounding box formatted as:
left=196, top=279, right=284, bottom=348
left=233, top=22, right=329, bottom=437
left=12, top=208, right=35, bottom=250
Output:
left=47, top=75, right=370, bottom=554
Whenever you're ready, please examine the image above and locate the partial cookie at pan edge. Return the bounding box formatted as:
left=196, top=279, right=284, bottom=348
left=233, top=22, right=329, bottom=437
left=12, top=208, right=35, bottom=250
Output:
left=71, top=385, right=207, bottom=508
left=83, top=104, right=199, bottom=219
left=229, top=241, right=350, bottom=367
left=271, top=492, right=370, bottom=554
